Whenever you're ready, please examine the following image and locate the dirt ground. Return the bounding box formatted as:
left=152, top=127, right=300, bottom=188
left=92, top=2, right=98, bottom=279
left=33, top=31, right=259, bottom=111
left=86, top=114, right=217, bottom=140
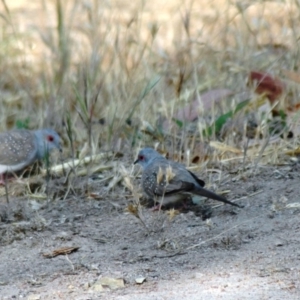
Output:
left=0, top=161, right=300, bottom=300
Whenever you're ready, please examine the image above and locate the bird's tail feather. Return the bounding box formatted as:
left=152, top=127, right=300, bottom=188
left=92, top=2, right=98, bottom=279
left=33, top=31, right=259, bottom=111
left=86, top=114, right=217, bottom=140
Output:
left=194, top=187, right=241, bottom=208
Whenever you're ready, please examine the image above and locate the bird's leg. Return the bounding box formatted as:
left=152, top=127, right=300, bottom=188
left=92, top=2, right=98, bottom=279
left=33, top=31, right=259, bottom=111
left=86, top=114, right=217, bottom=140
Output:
left=151, top=203, right=163, bottom=211
left=0, top=173, right=16, bottom=185
left=0, top=173, right=6, bottom=185
left=181, top=198, right=190, bottom=209
left=0, top=172, right=10, bottom=203
left=151, top=204, right=160, bottom=211
left=4, top=173, right=9, bottom=204
left=151, top=196, right=163, bottom=211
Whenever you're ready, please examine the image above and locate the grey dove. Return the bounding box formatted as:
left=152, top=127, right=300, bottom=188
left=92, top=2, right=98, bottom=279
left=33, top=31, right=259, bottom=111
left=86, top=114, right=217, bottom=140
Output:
left=134, top=147, right=241, bottom=208
left=0, top=128, right=61, bottom=181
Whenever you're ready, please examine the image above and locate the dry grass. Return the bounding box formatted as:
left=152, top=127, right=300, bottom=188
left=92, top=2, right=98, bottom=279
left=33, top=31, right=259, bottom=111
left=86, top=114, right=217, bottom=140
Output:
left=1, top=0, right=300, bottom=189
left=1, top=4, right=300, bottom=296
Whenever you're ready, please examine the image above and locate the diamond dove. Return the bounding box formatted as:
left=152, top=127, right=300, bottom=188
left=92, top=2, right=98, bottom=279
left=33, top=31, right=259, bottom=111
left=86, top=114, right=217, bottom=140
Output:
left=134, top=147, right=241, bottom=208
left=0, top=128, right=61, bottom=181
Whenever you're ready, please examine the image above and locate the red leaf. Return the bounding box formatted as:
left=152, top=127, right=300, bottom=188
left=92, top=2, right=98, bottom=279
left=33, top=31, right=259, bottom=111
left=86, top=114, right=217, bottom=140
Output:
left=248, top=71, right=284, bottom=103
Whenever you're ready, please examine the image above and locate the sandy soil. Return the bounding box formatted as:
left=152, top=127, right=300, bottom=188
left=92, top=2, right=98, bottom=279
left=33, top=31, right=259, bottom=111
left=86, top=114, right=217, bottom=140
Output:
left=0, top=162, right=300, bottom=300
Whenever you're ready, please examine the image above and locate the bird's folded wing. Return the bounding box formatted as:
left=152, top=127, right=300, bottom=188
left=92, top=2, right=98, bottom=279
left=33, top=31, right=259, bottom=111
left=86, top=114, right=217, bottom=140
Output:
left=153, top=180, right=195, bottom=196
left=0, top=131, right=36, bottom=165
left=187, top=170, right=205, bottom=187
left=0, top=153, right=33, bottom=167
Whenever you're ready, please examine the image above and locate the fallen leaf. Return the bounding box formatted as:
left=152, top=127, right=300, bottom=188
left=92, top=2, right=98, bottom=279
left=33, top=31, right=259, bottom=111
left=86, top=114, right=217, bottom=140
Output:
left=126, top=203, right=139, bottom=217
left=166, top=208, right=180, bottom=221
left=286, top=203, right=300, bottom=209
left=92, top=277, right=125, bottom=291
left=248, top=71, right=284, bottom=103
left=209, top=141, right=242, bottom=154
left=287, top=103, right=300, bottom=113
left=43, top=246, right=79, bottom=258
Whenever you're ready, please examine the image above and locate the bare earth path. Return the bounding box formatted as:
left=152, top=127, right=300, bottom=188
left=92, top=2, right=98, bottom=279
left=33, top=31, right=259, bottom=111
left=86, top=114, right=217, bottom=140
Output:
left=0, top=164, right=300, bottom=299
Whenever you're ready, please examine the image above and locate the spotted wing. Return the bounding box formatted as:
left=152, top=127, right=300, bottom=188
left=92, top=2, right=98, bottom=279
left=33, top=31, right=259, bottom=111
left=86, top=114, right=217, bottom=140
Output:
left=0, top=130, right=37, bottom=166
left=142, top=158, right=197, bottom=198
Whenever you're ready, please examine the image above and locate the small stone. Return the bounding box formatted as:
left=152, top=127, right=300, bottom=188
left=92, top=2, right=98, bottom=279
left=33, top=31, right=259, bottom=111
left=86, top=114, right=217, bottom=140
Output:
left=135, top=277, right=146, bottom=284
left=91, top=283, right=105, bottom=292
left=90, top=264, right=99, bottom=271
left=194, top=272, right=204, bottom=279
left=275, top=239, right=284, bottom=247
left=83, top=282, right=90, bottom=289
left=27, top=295, right=41, bottom=300
left=55, top=231, right=71, bottom=240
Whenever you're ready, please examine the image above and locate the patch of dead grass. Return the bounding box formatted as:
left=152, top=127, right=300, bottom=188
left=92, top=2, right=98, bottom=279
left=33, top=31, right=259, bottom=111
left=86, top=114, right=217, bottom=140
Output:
left=0, top=0, right=300, bottom=203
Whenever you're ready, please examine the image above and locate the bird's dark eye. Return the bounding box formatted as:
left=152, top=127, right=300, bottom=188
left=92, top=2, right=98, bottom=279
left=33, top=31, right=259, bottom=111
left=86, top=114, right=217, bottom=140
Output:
left=139, top=155, right=144, bottom=161
left=47, top=135, right=54, bottom=142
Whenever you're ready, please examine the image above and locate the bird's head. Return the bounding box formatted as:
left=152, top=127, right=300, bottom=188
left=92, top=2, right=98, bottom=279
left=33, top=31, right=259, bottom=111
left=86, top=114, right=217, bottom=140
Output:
left=134, top=147, right=163, bottom=169
left=35, top=129, right=62, bottom=159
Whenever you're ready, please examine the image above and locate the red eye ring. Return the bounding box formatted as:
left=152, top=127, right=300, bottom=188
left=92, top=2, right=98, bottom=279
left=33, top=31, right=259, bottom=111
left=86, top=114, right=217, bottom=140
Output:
left=47, top=135, right=54, bottom=142
left=139, top=155, right=144, bottom=160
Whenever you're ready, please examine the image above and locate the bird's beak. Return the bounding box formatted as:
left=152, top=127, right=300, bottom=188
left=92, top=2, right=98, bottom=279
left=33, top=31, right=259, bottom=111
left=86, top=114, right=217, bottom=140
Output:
left=133, top=159, right=138, bottom=164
